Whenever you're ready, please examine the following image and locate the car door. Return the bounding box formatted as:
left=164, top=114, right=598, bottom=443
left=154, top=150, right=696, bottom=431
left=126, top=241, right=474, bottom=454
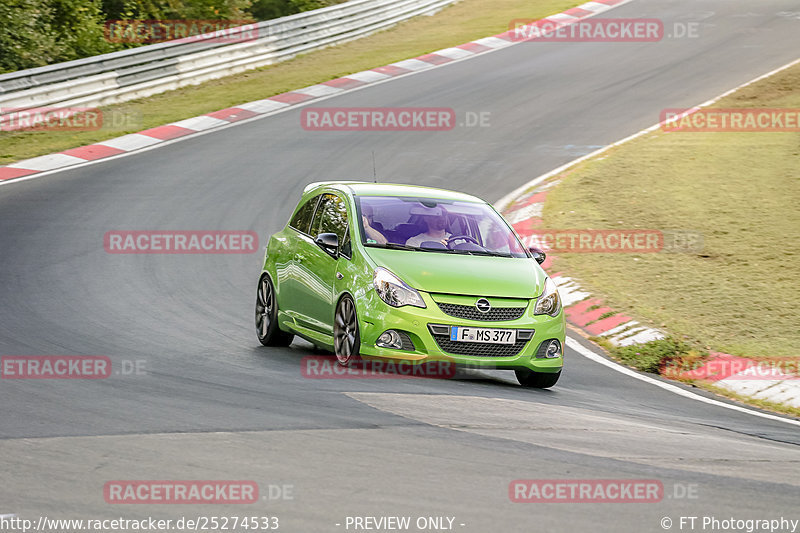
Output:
left=293, top=193, right=349, bottom=334
left=279, top=194, right=319, bottom=321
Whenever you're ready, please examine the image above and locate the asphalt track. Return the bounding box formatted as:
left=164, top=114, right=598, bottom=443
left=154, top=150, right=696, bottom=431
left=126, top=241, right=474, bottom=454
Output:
left=1, top=1, right=799, bottom=531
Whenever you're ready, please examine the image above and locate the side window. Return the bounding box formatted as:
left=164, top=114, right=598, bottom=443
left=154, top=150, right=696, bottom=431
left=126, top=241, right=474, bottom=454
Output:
left=340, top=226, right=352, bottom=258
left=289, top=195, right=319, bottom=234
left=310, top=194, right=349, bottom=243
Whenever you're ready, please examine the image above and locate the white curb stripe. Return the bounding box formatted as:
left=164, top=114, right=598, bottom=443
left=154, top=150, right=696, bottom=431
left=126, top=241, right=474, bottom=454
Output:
left=347, top=70, right=392, bottom=83
left=580, top=1, right=613, bottom=13
left=471, top=36, right=514, bottom=49
left=171, top=116, right=229, bottom=131
left=434, top=47, right=475, bottom=60
left=293, top=84, right=345, bottom=97
left=391, top=58, right=435, bottom=71
left=236, top=98, right=290, bottom=113
left=7, top=153, right=86, bottom=171
left=96, top=133, right=162, bottom=151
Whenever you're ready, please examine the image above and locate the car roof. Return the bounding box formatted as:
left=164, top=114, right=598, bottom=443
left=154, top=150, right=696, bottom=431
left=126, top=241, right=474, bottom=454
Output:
left=303, top=181, right=486, bottom=203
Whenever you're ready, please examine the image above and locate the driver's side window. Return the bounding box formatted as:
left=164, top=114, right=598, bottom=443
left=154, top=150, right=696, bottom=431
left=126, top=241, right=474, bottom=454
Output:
left=310, top=194, right=348, bottom=243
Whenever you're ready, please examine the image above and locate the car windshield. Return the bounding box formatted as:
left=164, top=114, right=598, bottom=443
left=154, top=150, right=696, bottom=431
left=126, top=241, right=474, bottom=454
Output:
left=356, top=195, right=528, bottom=257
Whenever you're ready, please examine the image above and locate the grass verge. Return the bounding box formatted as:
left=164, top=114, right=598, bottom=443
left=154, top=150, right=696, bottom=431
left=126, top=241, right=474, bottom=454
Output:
left=0, top=0, right=577, bottom=165
left=545, top=62, right=800, bottom=363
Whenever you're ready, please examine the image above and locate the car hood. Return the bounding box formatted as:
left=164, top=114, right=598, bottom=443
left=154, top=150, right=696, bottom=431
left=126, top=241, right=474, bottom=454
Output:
left=364, top=248, right=546, bottom=298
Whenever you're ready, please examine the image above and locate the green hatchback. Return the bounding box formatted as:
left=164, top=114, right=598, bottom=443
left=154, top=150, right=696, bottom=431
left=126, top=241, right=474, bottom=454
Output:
left=255, top=182, right=565, bottom=388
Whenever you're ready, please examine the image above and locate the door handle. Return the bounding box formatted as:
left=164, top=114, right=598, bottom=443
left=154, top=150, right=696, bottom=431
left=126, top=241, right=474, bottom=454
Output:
left=336, top=272, right=344, bottom=280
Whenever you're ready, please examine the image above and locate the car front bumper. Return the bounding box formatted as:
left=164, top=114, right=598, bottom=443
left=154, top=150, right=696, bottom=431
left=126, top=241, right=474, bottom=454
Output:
left=357, top=291, right=565, bottom=373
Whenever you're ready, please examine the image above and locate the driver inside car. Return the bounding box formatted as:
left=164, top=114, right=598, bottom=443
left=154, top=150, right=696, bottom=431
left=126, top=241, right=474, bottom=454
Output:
left=405, top=205, right=451, bottom=247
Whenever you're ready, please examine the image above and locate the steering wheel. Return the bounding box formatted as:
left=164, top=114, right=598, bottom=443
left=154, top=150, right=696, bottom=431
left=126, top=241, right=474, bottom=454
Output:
left=446, top=235, right=480, bottom=248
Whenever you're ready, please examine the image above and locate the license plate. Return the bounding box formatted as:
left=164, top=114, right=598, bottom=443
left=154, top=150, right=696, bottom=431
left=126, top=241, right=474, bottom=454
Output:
left=450, top=327, right=515, bottom=344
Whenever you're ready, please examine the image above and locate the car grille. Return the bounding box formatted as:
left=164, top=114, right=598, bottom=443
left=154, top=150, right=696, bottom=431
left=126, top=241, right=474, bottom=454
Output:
left=436, top=302, right=527, bottom=321
left=429, top=332, right=528, bottom=357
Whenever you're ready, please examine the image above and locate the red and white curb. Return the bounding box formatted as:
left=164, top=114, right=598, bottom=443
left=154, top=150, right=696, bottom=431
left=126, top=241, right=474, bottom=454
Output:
left=0, top=0, right=632, bottom=184
left=502, top=178, right=666, bottom=348
left=499, top=57, right=800, bottom=412
left=503, top=176, right=800, bottom=410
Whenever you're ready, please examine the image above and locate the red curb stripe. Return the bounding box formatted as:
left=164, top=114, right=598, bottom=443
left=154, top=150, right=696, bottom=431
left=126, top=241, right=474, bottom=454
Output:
left=372, top=65, right=411, bottom=77
left=563, top=7, right=594, bottom=17
left=584, top=313, right=632, bottom=336
left=493, top=31, right=516, bottom=41
left=323, top=77, right=366, bottom=90
left=569, top=305, right=614, bottom=327
left=595, top=0, right=624, bottom=5
left=268, top=92, right=314, bottom=105
left=207, top=107, right=258, bottom=122
left=512, top=218, right=542, bottom=236
left=61, top=144, right=125, bottom=161
left=416, top=53, right=452, bottom=65
left=0, top=167, right=38, bottom=181
left=139, top=125, right=195, bottom=140
left=565, top=298, right=602, bottom=315
left=457, top=42, right=491, bottom=53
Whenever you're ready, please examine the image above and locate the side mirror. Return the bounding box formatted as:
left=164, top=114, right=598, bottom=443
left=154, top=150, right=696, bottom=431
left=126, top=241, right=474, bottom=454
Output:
left=529, top=246, right=546, bottom=265
left=315, top=232, right=339, bottom=258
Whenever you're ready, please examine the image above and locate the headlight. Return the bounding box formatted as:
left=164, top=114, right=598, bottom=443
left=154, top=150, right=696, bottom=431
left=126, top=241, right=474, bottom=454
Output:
left=534, top=277, right=561, bottom=317
left=373, top=267, right=426, bottom=308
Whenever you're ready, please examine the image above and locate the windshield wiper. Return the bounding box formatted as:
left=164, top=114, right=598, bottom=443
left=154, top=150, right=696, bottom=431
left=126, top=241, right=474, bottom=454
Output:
left=366, top=242, right=417, bottom=251
left=465, top=250, right=514, bottom=258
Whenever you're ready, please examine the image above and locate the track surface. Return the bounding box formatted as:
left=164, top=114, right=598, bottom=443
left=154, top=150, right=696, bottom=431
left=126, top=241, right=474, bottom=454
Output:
left=1, top=1, right=799, bottom=531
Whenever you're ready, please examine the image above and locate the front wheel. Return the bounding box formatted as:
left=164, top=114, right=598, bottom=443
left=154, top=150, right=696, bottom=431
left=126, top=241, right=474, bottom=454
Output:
left=255, top=275, right=293, bottom=347
left=334, top=295, right=360, bottom=366
left=515, top=369, right=560, bottom=388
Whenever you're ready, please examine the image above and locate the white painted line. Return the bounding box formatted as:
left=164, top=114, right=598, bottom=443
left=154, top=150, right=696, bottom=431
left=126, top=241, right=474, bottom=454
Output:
left=171, top=116, right=228, bottom=131
left=433, top=47, right=474, bottom=60
left=236, top=98, right=290, bottom=113
left=293, top=84, right=344, bottom=97
left=391, top=58, right=434, bottom=72
left=97, top=133, right=162, bottom=151
left=347, top=70, right=392, bottom=83
left=7, top=153, right=86, bottom=171
left=567, top=337, right=800, bottom=427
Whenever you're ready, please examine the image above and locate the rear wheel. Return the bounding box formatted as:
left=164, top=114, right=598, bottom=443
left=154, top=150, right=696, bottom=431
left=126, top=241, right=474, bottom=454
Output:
left=334, top=295, right=360, bottom=366
left=255, top=275, right=293, bottom=347
left=515, top=369, right=560, bottom=388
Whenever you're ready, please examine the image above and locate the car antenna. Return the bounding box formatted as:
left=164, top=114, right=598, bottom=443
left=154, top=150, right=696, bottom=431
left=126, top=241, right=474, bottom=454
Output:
left=372, top=151, right=377, bottom=183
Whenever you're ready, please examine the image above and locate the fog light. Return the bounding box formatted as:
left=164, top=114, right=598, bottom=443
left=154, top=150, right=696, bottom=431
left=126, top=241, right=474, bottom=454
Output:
left=545, top=339, right=561, bottom=358
left=376, top=330, right=403, bottom=349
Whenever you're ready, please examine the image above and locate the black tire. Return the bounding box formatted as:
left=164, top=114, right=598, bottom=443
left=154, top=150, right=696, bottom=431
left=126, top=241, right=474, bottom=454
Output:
left=515, top=369, right=561, bottom=388
left=255, top=275, right=293, bottom=347
left=333, top=294, right=360, bottom=366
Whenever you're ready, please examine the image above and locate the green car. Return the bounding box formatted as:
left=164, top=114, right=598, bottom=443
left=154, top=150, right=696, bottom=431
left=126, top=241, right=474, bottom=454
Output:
left=255, top=182, right=565, bottom=388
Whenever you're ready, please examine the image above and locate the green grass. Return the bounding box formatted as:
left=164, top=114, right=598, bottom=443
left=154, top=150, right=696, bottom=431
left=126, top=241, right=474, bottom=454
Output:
left=0, top=0, right=578, bottom=165
left=545, top=62, right=800, bottom=360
